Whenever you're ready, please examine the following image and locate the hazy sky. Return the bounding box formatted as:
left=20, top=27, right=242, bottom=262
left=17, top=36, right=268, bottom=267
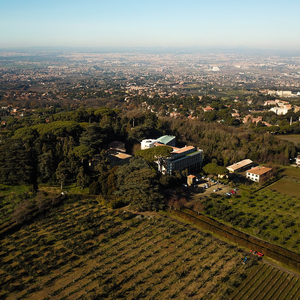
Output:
left=1, top=0, right=300, bottom=49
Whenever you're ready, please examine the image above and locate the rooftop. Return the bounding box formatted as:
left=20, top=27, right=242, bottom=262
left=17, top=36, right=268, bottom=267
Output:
left=188, top=175, right=196, bottom=178
left=173, top=145, right=195, bottom=154
left=108, top=150, right=132, bottom=160
left=227, top=159, right=253, bottom=171
left=156, top=135, right=175, bottom=145
left=247, top=166, right=272, bottom=176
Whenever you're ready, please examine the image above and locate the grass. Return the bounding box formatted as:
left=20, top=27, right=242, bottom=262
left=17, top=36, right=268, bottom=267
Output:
left=38, top=183, right=89, bottom=195
left=0, top=184, right=31, bottom=196
left=0, top=196, right=257, bottom=300
left=0, top=185, right=33, bottom=226
left=282, top=167, right=300, bottom=179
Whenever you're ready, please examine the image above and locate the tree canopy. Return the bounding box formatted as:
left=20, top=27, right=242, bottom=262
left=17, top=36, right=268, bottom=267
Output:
left=115, top=157, right=164, bottom=211
left=135, top=145, right=173, bottom=162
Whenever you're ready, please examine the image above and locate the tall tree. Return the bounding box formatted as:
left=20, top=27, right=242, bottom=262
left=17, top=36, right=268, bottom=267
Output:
left=0, top=139, right=34, bottom=186
left=56, top=160, right=69, bottom=190
left=116, top=157, right=164, bottom=211
left=76, top=166, right=90, bottom=189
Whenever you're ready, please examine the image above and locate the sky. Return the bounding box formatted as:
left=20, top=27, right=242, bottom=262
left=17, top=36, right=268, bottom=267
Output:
left=1, top=0, right=300, bottom=50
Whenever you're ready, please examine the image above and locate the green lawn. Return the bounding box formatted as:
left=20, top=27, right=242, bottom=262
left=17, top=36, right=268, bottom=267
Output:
left=282, top=167, right=300, bottom=179
left=38, top=183, right=89, bottom=195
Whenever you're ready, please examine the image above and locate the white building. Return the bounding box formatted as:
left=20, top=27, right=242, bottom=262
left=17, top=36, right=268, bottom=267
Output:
left=267, top=90, right=295, bottom=97
left=141, top=139, right=157, bottom=150
left=246, top=166, right=272, bottom=183
left=269, top=107, right=290, bottom=115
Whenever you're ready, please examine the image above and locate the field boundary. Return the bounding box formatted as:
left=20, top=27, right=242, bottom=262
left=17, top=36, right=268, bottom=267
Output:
left=171, top=208, right=300, bottom=272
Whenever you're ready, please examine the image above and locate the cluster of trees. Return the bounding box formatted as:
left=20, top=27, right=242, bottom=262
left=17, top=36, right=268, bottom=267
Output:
left=0, top=107, right=174, bottom=211
left=202, top=159, right=228, bottom=177
left=161, top=117, right=297, bottom=165
left=0, top=104, right=298, bottom=212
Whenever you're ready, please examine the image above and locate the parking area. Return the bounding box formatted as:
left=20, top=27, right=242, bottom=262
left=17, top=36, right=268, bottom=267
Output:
left=190, top=178, right=238, bottom=197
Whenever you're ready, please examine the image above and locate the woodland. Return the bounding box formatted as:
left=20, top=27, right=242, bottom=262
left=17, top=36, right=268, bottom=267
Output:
left=0, top=105, right=298, bottom=214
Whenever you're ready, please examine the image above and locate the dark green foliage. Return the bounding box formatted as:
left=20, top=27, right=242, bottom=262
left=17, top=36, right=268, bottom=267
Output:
left=0, top=139, right=35, bottom=185
left=38, top=151, right=56, bottom=183
left=89, top=181, right=101, bottom=195
left=76, top=166, right=90, bottom=188
left=115, top=157, right=164, bottom=211
left=135, top=145, right=172, bottom=162
left=203, top=163, right=228, bottom=176
left=161, top=117, right=295, bottom=165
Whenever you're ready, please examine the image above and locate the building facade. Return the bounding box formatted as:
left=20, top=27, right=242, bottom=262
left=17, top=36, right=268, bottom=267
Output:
left=246, top=166, right=272, bottom=183
left=161, top=146, right=203, bottom=175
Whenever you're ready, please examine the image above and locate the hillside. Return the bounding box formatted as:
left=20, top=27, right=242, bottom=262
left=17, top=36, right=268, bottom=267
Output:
left=1, top=195, right=257, bottom=300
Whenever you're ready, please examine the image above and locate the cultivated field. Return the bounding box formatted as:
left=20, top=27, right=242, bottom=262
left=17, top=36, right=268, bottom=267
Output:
left=276, top=134, right=300, bottom=145
left=202, top=188, right=300, bottom=254
left=229, top=264, right=300, bottom=300
left=0, top=196, right=255, bottom=300
left=269, top=178, right=300, bottom=197
left=0, top=184, right=32, bottom=226
left=283, top=167, right=300, bottom=179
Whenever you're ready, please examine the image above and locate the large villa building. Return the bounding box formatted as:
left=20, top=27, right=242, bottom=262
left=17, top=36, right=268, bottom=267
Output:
left=141, top=135, right=203, bottom=175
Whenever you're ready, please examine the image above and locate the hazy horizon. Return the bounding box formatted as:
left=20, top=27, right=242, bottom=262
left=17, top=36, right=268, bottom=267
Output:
left=1, top=0, right=300, bottom=50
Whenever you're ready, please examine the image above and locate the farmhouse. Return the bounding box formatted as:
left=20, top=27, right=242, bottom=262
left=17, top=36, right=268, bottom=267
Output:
left=246, top=166, right=272, bottom=183
left=226, top=159, right=253, bottom=173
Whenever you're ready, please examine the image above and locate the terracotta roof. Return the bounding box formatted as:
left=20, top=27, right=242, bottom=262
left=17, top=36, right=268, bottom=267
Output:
left=173, top=146, right=195, bottom=154
left=227, top=159, right=253, bottom=171
left=247, top=166, right=272, bottom=176
left=112, top=153, right=132, bottom=159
